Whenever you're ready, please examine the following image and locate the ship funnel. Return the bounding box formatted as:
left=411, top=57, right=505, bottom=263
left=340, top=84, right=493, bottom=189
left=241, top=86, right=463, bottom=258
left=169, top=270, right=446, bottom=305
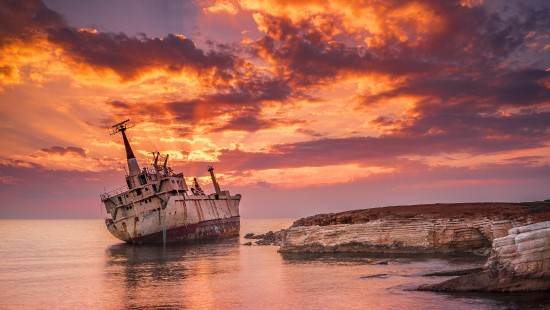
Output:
left=207, top=166, right=222, bottom=195
left=111, top=119, right=141, bottom=176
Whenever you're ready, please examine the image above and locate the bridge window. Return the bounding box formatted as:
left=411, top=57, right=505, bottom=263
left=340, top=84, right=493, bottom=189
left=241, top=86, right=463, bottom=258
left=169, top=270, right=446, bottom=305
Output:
left=139, top=174, right=147, bottom=185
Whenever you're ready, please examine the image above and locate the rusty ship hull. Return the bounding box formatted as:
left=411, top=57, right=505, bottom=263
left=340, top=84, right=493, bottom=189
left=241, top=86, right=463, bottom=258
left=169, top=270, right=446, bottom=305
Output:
left=104, top=192, right=241, bottom=244
left=120, top=217, right=240, bottom=244
left=101, top=119, right=241, bottom=244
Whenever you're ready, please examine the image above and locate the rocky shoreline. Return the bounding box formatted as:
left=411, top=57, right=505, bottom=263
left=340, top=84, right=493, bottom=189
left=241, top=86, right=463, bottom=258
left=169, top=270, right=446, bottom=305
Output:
left=419, top=221, right=550, bottom=292
left=246, top=201, right=550, bottom=292
left=277, top=202, right=550, bottom=255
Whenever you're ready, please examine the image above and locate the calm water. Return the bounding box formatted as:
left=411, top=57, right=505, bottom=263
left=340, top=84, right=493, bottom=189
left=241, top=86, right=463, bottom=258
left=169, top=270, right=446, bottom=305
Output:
left=1, top=219, right=549, bottom=309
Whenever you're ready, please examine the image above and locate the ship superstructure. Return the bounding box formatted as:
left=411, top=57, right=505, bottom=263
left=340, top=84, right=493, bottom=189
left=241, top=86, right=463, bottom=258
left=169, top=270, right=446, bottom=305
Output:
left=100, top=120, right=240, bottom=243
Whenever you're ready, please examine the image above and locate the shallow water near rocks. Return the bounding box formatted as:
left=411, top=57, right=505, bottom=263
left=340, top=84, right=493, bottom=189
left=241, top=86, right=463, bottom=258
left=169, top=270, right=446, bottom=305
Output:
left=1, top=219, right=549, bottom=309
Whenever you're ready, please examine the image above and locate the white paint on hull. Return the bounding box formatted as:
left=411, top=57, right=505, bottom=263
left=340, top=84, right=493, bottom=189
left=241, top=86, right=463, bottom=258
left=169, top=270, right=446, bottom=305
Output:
left=106, top=193, right=241, bottom=242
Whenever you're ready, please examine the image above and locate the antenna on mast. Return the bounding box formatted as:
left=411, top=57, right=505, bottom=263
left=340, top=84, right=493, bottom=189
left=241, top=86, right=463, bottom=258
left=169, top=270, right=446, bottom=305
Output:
left=109, top=119, right=140, bottom=176
left=110, top=119, right=134, bottom=135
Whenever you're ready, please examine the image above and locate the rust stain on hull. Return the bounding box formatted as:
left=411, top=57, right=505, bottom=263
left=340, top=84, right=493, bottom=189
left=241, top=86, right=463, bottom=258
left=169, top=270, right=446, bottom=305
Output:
left=128, top=216, right=240, bottom=244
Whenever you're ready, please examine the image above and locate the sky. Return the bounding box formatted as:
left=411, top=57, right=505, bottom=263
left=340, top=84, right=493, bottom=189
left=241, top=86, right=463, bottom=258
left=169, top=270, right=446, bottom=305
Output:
left=0, top=0, right=549, bottom=219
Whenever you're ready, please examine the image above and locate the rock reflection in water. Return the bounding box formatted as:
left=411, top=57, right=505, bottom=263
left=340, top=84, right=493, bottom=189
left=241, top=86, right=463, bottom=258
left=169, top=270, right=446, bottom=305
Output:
left=280, top=252, right=487, bottom=266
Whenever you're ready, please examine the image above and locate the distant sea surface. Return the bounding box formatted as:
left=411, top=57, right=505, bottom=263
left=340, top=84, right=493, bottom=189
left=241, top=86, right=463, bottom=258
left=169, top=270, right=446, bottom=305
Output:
left=1, top=219, right=549, bottom=309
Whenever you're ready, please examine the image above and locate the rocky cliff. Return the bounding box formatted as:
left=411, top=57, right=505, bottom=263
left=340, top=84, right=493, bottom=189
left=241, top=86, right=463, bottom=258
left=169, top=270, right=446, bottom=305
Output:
left=420, top=221, right=550, bottom=292
left=277, top=202, right=550, bottom=254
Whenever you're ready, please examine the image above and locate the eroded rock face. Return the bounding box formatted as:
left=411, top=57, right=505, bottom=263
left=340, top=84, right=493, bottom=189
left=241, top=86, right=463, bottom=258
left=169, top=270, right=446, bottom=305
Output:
left=278, top=202, right=550, bottom=254
left=279, top=219, right=497, bottom=254
left=421, top=221, right=550, bottom=292
left=489, top=221, right=550, bottom=278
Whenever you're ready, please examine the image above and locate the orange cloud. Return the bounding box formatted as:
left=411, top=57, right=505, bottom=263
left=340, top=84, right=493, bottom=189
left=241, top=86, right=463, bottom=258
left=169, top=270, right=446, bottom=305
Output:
left=241, top=0, right=446, bottom=48
left=1, top=0, right=549, bottom=195
left=220, top=164, right=394, bottom=188
left=8, top=146, right=120, bottom=172
left=204, top=0, right=239, bottom=15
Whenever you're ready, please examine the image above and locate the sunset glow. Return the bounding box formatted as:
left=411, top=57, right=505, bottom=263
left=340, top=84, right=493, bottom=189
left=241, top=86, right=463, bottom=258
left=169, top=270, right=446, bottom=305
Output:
left=0, top=0, right=549, bottom=218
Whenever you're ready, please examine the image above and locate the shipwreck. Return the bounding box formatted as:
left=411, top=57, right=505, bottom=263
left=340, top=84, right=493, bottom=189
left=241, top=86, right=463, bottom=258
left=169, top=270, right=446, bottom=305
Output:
left=100, top=119, right=241, bottom=244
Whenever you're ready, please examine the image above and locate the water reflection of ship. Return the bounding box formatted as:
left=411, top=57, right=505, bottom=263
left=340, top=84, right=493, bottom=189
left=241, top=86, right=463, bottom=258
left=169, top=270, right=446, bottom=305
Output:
left=105, top=238, right=240, bottom=282
left=104, top=239, right=240, bottom=308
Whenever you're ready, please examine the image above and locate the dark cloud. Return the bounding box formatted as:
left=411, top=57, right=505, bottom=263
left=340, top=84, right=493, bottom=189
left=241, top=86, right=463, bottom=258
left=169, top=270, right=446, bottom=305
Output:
left=217, top=138, right=415, bottom=171
left=167, top=98, right=301, bottom=133
left=213, top=114, right=276, bottom=132
left=165, top=77, right=293, bottom=133
left=0, top=65, right=14, bottom=78
left=0, top=0, right=240, bottom=82
left=213, top=114, right=305, bottom=132
left=101, top=73, right=294, bottom=134
left=168, top=100, right=201, bottom=123
left=256, top=181, right=272, bottom=188
left=168, top=98, right=260, bottom=127
left=40, top=146, right=86, bottom=157
left=251, top=15, right=430, bottom=86
left=362, top=69, right=550, bottom=108
left=0, top=162, right=120, bottom=218
left=362, top=70, right=550, bottom=155
left=47, top=29, right=236, bottom=80
left=250, top=17, right=390, bottom=84
left=505, top=156, right=548, bottom=164
left=493, top=69, right=550, bottom=106
left=401, top=104, right=550, bottom=141
left=408, top=1, right=550, bottom=66
left=251, top=1, right=550, bottom=86
left=295, top=128, right=325, bottom=137
left=370, top=116, right=400, bottom=128
left=218, top=109, right=550, bottom=170
left=107, top=100, right=130, bottom=110
left=0, top=0, right=65, bottom=46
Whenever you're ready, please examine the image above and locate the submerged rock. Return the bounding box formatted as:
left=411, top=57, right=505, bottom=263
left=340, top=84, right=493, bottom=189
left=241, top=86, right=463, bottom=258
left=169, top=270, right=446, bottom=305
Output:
left=254, top=230, right=285, bottom=245
left=360, top=274, right=390, bottom=279
left=422, top=267, right=484, bottom=277
left=420, top=221, right=550, bottom=292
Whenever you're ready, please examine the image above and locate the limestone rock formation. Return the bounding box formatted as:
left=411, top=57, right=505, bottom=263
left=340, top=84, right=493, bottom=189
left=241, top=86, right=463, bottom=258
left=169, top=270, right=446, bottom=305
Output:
left=277, top=202, right=550, bottom=254
left=420, top=221, right=550, bottom=292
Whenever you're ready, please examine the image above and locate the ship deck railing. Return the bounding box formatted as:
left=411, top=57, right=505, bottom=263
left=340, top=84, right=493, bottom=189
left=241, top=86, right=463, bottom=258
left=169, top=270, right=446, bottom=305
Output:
left=100, top=185, right=129, bottom=200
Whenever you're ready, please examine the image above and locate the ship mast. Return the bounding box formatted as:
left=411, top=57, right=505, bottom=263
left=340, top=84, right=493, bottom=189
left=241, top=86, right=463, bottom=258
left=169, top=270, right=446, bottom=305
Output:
left=111, top=119, right=141, bottom=177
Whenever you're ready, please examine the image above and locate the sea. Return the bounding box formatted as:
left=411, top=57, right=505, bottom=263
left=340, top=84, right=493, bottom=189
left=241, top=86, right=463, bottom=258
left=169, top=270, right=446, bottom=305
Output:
left=1, top=219, right=549, bottom=310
